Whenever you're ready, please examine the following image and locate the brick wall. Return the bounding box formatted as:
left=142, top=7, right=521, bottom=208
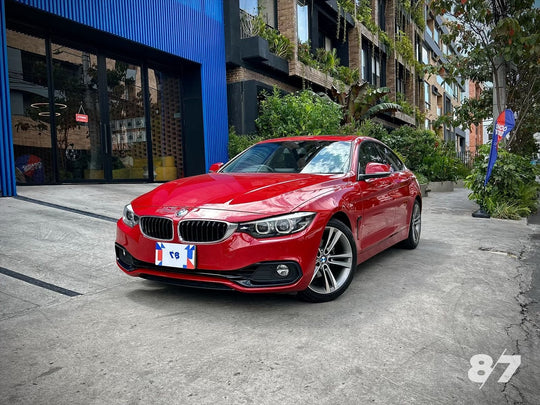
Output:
left=468, top=81, right=484, bottom=153
left=277, top=0, right=297, bottom=61
left=385, top=0, right=397, bottom=98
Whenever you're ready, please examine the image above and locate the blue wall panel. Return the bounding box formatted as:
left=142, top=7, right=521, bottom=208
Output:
left=0, top=2, right=16, bottom=196
left=0, top=0, right=228, bottom=195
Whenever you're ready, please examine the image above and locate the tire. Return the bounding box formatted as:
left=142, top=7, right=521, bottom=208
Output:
left=401, top=200, right=421, bottom=249
left=298, top=219, right=357, bottom=303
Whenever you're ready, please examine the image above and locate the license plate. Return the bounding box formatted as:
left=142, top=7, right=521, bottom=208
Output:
left=155, top=242, right=196, bottom=269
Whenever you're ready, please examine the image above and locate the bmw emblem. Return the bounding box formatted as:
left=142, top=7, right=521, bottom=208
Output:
left=176, top=208, right=189, bottom=217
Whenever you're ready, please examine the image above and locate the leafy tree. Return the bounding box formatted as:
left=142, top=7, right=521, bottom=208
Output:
left=431, top=0, right=540, bottom=156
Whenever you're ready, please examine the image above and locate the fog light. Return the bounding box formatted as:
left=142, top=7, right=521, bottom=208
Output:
left=276, top=264, right=289, bottom=277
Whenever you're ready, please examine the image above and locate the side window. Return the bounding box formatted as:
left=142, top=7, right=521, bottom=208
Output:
left=382, top=146, right=405, bottom=172
left=358, top=142, right=384, bottom=174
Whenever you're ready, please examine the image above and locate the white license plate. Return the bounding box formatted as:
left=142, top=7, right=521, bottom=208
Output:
left=155, top=242, right=196, bottom=269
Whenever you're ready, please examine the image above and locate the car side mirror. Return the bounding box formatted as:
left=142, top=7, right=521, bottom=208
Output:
left=358, top=162, right=392, bottom=180
left=209, top=162, right=224, bottom=173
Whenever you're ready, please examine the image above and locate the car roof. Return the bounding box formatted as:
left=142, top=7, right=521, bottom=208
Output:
left=259, top=135, right=371, bottom=143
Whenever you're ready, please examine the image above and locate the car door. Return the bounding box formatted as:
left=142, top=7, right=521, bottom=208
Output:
left=379, top=145, right=413, bottom=233
left=355, top=141, right=396, bottom=250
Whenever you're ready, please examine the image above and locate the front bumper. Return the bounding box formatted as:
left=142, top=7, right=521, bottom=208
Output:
left=115, top=214, right=326, bottom=293
left=116, top=243, right=302, bottom=289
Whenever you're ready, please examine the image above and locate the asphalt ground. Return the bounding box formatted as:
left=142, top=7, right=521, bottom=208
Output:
left=0, top=184, right=539, bottom=404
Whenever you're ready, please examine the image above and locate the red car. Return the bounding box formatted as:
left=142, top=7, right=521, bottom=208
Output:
left=115, top=136, right=421, bottom=302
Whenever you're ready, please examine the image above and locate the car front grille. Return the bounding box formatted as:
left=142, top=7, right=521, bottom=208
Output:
left=178, top=220, right=235, bottom=243
left=140, top=216, right=174, bottom=240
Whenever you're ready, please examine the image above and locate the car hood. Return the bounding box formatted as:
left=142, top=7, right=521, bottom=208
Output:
left=131, top=173, right=345, bottom=221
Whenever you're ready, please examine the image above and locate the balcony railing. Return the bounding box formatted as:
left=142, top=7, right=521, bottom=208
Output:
left=240, top=9, right=274, bottom=39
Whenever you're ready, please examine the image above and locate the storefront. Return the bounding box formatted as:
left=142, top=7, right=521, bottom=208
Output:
left=0, top=0, right=228, bottom=196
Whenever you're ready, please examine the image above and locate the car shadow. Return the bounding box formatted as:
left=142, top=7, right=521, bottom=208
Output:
left=123, top=237, right=451, bottom=311
left=125, top=279, right=302, bottom=309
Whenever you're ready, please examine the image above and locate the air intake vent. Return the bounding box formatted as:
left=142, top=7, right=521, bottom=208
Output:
left=179, top=220, right=235, bottom=243
left=140, top=216, right=174, bottom=240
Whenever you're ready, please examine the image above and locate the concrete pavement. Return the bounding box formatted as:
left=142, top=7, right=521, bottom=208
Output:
left=0, top=184, right=539, bottom=404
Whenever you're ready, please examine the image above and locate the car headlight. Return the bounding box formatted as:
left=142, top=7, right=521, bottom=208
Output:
left=122, top=204, right=139, bottom=228
left=238, top=212, right=316, bottom=238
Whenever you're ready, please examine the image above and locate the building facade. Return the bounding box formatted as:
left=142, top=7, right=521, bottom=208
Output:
left=421, top=8, right=467, bottom=153
left=225, top=0, right=466, bottom=148
left=0, top=0, right=228, bottom=196
left=467, top=80, right=485, bottom=155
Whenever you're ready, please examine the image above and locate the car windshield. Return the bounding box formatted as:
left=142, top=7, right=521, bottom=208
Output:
left=221, top=140, right=352, bottom=174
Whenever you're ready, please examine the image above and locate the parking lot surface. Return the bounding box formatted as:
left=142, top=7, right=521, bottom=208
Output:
left=1, top=184, right=539, bottom=404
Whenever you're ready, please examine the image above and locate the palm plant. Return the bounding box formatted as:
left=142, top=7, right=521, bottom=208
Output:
left=332, top=81, right=403, bottom=124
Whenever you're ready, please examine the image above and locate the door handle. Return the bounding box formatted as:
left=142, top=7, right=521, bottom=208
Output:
left=101, top=122, right=109, bottom=154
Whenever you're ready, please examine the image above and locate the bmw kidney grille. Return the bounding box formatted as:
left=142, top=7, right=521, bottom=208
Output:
left=178, top=220, right=235, bottom=243
left=140, top=216, right=174, bottom=240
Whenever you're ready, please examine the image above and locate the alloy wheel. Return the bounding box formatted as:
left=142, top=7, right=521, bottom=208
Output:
left=308, top=225, right=354, bottom=295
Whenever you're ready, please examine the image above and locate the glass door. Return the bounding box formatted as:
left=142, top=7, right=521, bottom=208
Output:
left=50, top=43, right=102, bottom=181
left=7, top=30, right=54, bottom=184
left=106, top=57, right=148, bottom=180
left=50, top=50, right=149, bottom=181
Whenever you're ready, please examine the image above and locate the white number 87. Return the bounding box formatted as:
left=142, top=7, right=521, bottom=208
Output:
left=468, top=351, right=521, bottom=388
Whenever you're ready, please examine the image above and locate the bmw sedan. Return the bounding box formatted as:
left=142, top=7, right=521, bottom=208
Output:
left=115, top=136, right=421, bottom=302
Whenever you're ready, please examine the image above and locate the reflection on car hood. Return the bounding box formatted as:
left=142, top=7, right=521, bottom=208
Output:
left=131, top=173, right=345, bottom=220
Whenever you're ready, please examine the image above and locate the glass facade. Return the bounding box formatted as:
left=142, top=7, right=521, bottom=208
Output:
left=8, top=30, right=52, bottom=184
left=6, top=29, right=184, bottom=184
left=0, top=0, right=228, bottom=196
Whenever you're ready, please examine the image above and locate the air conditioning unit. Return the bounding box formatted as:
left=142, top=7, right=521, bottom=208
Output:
left=432, top=85, right=441, bottom=96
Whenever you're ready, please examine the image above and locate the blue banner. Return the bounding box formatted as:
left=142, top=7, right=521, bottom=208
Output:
left=484, top=109, right=515, bottom=186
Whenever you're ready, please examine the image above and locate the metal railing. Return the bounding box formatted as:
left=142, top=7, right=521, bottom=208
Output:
left=240, top=9, right=276, bottom=39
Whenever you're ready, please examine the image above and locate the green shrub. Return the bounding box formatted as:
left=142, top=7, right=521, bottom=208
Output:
left=382, top=126, right=437, bottom=171
left=464, top=144, right=540, bottom=218
left=419, top=143, right=467, bottom=182
left=228, top=127, right=262, bottom=159
left=382, top=126, right=466, bottom=182
left=255, top=88, right=343, bottom=139
left=260, top=28, right=293, bottom=60
left=297, top=43, right=358, bottom=85
left=249, top=13, right=293, bottom=60
left=355, top=120, right=389, bottom=140
left=415, top=172, right=429, bottom=184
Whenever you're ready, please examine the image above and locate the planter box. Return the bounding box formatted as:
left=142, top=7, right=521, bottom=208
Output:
left=420, top=183, right=429, bottom=197
left=240, top=36, right=269, bottom=61
left=240, top=37, right=289, bottom=73
left=428, top=181, right=454, bottom=192
left=454, top=179, right=465, bottom=188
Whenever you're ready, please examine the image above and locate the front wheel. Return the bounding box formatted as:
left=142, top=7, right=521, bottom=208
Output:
left=298, top=219, right=357, bottom=303
left=400, top=200, right=421, bottom=249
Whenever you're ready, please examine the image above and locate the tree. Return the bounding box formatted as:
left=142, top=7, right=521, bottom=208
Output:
left=431, top=0, right=540, bottom=156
